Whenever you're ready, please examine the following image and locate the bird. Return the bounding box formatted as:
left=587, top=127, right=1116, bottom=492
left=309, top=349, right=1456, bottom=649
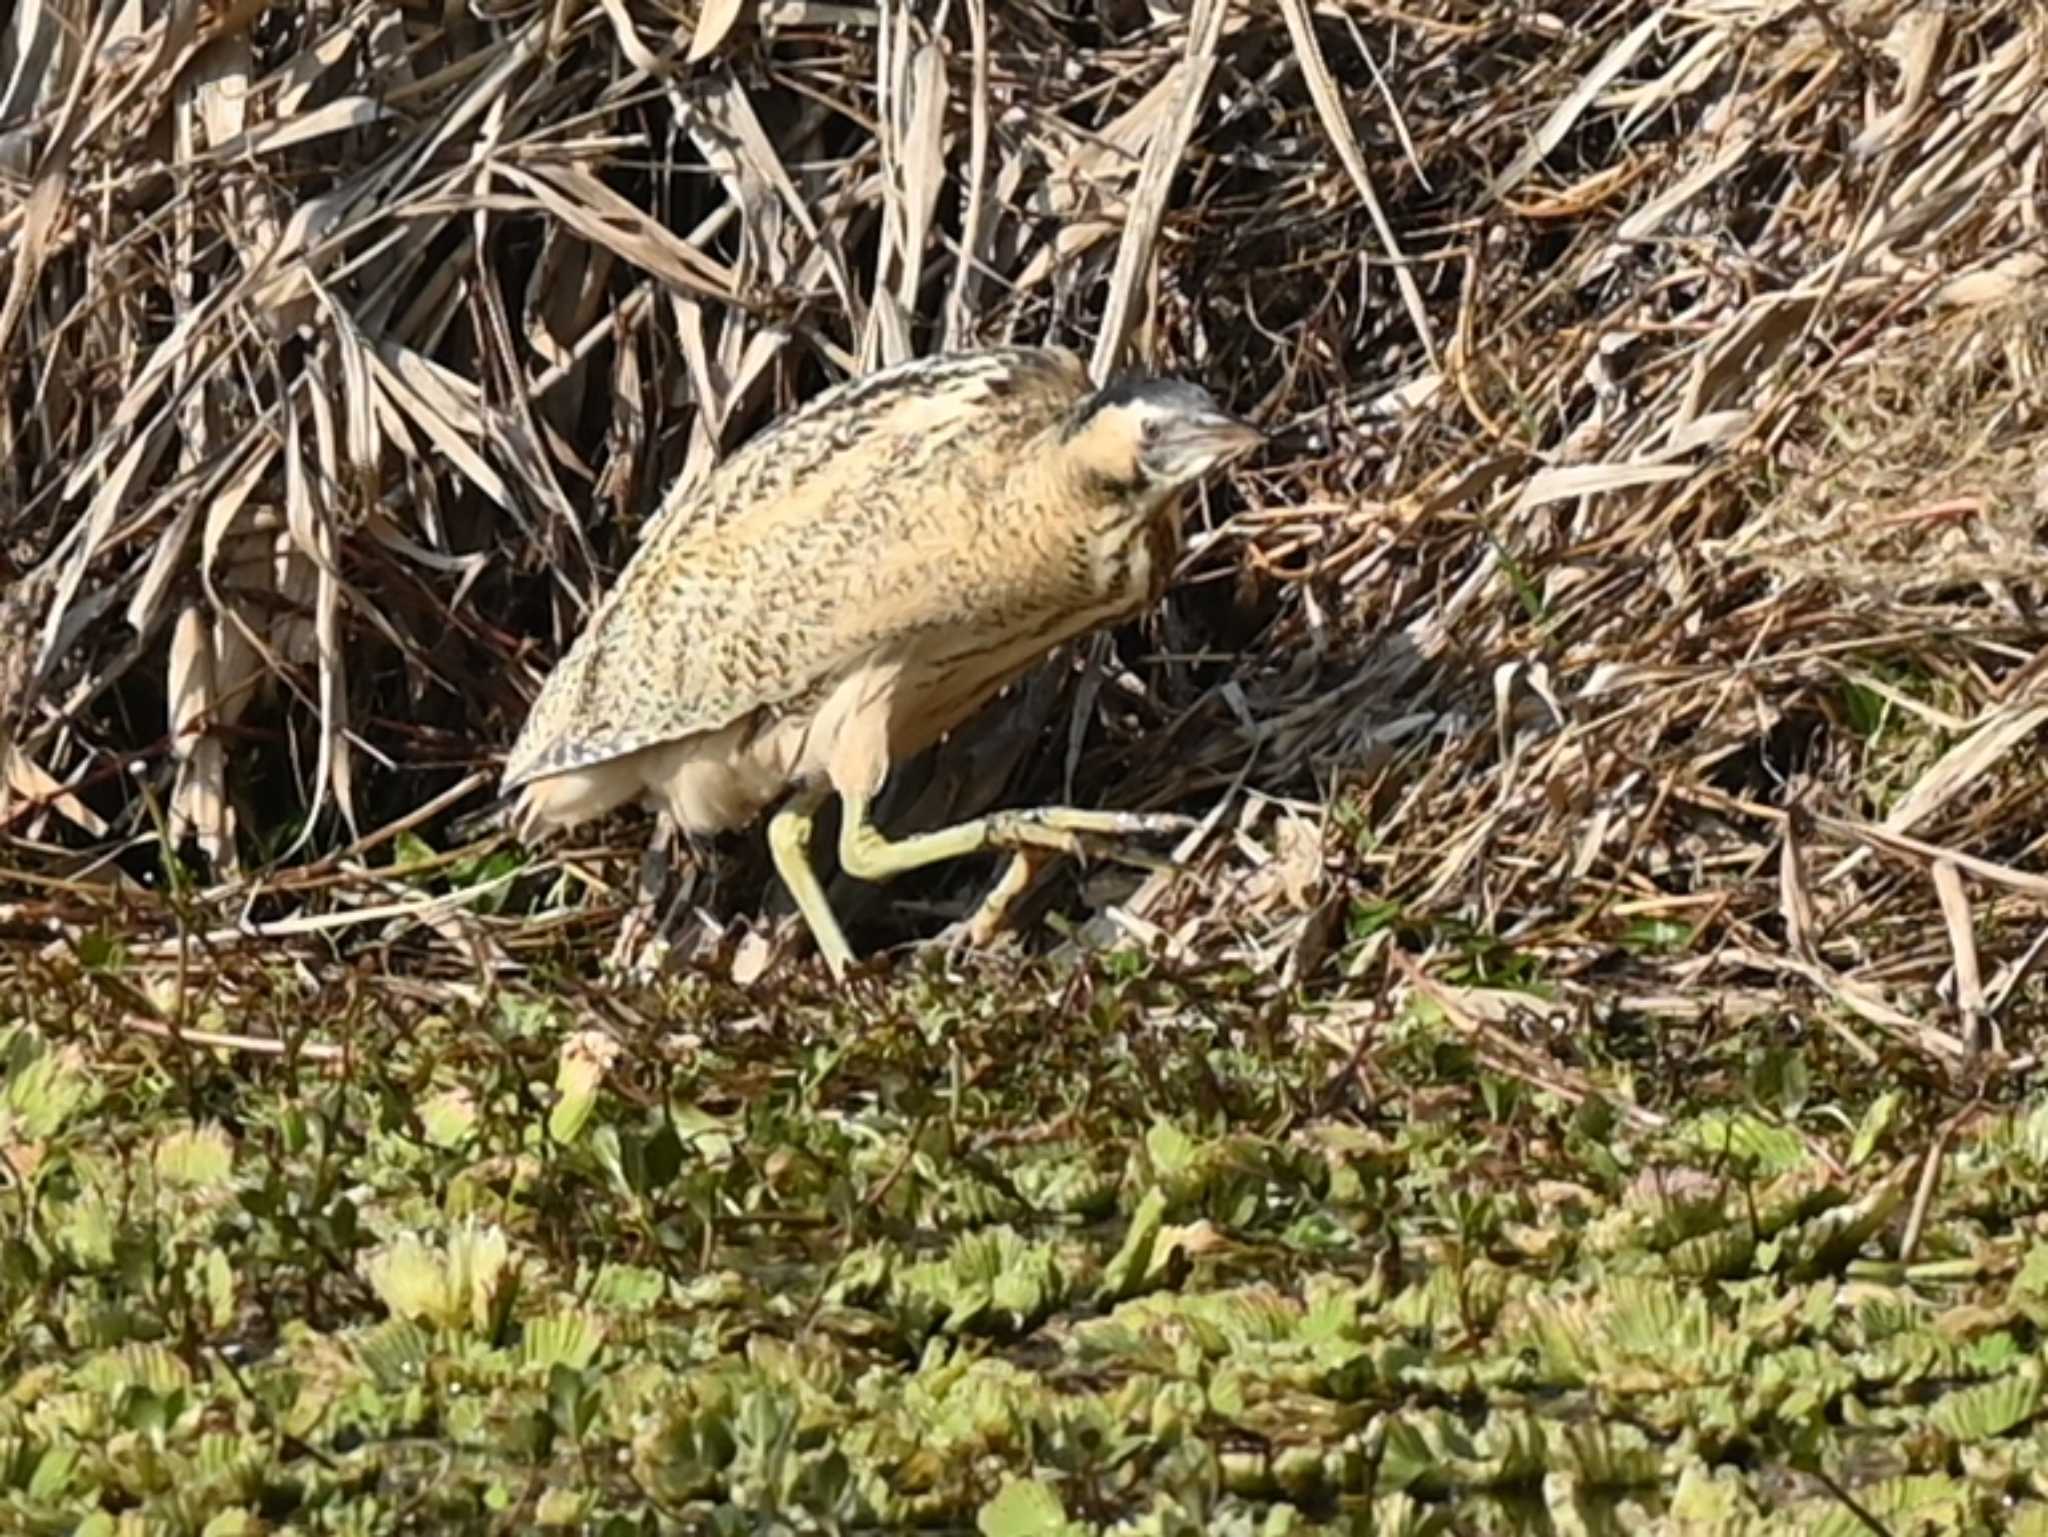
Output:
left=501, top=343, right=1262, bottom=978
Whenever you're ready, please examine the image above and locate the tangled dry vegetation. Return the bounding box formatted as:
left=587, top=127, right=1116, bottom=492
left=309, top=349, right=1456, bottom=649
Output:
left=11, top=3, right=2048, bottom=1532
left=3, top=0, right=2048, bottom=1075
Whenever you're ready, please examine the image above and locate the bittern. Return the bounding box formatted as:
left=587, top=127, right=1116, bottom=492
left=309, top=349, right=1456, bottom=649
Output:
left=502, top=344, right=1261, bottom=977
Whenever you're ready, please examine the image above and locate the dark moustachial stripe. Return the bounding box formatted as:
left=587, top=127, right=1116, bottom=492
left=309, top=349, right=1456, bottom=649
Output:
left=1084, top=466, right=1146, bottom=500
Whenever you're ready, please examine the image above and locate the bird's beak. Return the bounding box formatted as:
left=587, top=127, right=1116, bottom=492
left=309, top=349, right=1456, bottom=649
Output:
left=1184, top=413, right=1265, bottom=462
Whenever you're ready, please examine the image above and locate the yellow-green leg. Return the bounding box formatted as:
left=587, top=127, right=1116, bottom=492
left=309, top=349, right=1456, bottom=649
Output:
left=838, top=790, right=1191, bottom=949
left=772, top=787, right=1193, bottom=978
left=959, top=850, right=1046, bottom=949
left=767, top=786, right=857, bottom=980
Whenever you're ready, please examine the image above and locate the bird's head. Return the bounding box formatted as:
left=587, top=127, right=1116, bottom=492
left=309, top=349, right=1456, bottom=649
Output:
left=1061, top=376, right=1262, bottom=506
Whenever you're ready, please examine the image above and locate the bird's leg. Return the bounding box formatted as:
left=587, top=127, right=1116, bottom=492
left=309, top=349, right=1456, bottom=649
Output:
left=958, top=850, right=1046, bottom=949
left=767, top=785, right=857, bottom=980
left=946, top=838, right=1186, bottom=955
left=835, top=790, right=1194, bottom=939
left=610, top=809, right=679, bottom=978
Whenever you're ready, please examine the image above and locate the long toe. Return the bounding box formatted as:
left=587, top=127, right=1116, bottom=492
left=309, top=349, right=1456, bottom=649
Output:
left=1002, top=806, right=1198, bottom=839
left=1067, top=809, right=1198, bottom=838
left=1071, top=833, right=1187, bottom=876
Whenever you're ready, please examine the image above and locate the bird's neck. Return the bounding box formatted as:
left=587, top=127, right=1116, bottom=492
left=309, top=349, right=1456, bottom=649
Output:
left=998, top=434, right=1183, bottom=609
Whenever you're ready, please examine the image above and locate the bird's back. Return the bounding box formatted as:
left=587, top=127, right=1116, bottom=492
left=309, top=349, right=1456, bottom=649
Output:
left=504, top=346, right=1096, bottom=791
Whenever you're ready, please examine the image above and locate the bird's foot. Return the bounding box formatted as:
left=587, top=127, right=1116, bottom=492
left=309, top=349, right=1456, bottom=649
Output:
left=929, top=813, right=1196, bottom=957
left=982, top=806, right=1197, bottom=866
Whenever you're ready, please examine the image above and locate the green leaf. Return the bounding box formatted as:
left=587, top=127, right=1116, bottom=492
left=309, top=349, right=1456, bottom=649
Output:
left=361, top=1220, right=519, bottom=1333
left=1807, top=1474, right=1970, bottom=1537
left=1097, top=1186, right=1168, bottom=1303
left=1667, top=1459, right=1761, bottom=1523
left=550, top=1030, right=619, bottom=1145
left=523, top=1311, right=606, bottom=1371
left=27, top=1444, right=78, bottom=1503
left=2013, top=1242, right=2048, bottom=1301
left=393, top=829, right=436, bottom=871
left=1929, top=1365, right=2043, bottom=1444
left=1146, top=1120, right=1201, bottom=1179
left=418, top=1087, right=480, bottom=1148
left=590, top=1263, right=668, bottom=1311
left=977, top=1477, right=1077, bottom=1537
left=356, top=1317, right=432, bottom=1390
left=153, top=1123, right=234, bottom=1187
left=1, top=1036, right=97, bottom=1141
left=1678, top=1110, right=1807, bottom=1175
left=1847, top=1089, right=1902, bottom=1170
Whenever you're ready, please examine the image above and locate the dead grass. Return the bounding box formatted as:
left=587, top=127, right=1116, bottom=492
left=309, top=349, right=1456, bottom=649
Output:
left=3, top=1, right=2047, bottom=1083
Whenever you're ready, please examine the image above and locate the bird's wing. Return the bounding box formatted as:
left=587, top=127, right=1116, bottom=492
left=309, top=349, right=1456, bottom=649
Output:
left=503, top=346, right=1090, bottom=787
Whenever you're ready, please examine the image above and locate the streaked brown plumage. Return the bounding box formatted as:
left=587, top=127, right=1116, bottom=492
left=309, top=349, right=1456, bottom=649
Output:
left=503, top=343, right=1260, bottom=976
